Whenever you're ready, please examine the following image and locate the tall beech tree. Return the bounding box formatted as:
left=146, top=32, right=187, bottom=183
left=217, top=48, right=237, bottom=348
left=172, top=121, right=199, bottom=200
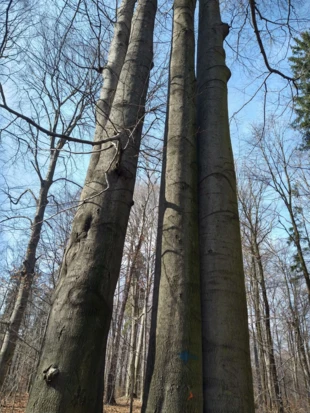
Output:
left=196, top=1, right=255, bottom=411
left=143, top=0, right=203, bottom=411
left=25, top=0, right=156, bottom=411
left=0, top=0, right=102, bottom=387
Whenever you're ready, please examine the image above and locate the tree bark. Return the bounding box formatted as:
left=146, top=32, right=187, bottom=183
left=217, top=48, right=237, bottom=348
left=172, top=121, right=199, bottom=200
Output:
left=95, top=0, right=136, bottom=138
left=25, top=0, right=156, bottom=411
left=0, top=0, right=137, bottom=390
left=143, top=1, right=203, bottom=411
left=197, top=1, right=255, bottom=411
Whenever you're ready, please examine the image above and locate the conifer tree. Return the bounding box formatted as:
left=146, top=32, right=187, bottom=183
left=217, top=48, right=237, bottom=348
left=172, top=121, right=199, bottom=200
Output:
left=289, top=32, right=310, bottom=146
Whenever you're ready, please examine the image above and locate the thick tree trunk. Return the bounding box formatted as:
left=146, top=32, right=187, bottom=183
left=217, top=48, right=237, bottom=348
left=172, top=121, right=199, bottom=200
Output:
left=25, top=0, right=156, bottom=411
left=0, top=0, right=137, bottom=390
left=95, top=0, right=136, bottom=137
left=141, top=89, right=168, bottom=412
left=143, top=1, right=203, bottom=412
left=196, top=1, right=255, bottom=412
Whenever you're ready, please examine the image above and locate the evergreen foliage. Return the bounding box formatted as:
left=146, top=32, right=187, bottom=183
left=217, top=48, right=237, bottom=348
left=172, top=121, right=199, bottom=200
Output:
left=289, top=32, right=310, bottom=147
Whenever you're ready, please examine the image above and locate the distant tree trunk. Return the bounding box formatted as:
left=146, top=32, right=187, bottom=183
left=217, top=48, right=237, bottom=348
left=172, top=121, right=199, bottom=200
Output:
left=128, top=279, right=139, bottom=413
left=140, top=247, right=153, bottom=403
left=0, top=274, right=20, bottom=347
left=283, top=270, right=310, bottom=397
left=134, top=313, right=145, bottom=397
left=196, top=1, right=255, bottom=412
left=250, top=259, right=268, bottom=411
left=143, top=0, right=203, bottom=411
left=252, top=243, right=284, bottom=413
left=104, top=271, right=130, bottom=404
left=25, top=0, right=156, bottom=411
left=120, top=327, right=131, bottom=395
left=0, top=156, right=57, bottom=389
left=288, top=208, right=310, bottom=304
left=252, top=328, right=264, bottom=409
left=105, top=207, right=146, bottom=404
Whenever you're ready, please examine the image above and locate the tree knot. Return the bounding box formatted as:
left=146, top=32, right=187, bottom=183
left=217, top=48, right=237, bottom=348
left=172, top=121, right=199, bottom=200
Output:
left=220, top=22, right=230, bottom=39
left=43, top=364, right=59, bottom=384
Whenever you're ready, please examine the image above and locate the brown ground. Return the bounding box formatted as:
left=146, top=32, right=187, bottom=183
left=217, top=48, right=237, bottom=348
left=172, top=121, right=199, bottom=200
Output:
left=105, top=398, right=141, bottom=413
left=0, top=394, right=141, bottom=413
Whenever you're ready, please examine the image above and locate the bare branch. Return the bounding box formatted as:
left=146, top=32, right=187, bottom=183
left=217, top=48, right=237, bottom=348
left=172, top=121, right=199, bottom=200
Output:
left=248, top=0, right=296, bottom=84
left=0, top=83, right=122, bottom=147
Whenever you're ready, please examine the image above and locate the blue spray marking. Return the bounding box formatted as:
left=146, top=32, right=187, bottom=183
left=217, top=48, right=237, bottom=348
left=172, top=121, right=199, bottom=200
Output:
left=178, top=350, right=198, bottom=364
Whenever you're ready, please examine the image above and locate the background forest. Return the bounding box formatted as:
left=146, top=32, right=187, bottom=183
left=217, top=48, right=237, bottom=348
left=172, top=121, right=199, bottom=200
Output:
left=0, top=0, right=310, bottom=412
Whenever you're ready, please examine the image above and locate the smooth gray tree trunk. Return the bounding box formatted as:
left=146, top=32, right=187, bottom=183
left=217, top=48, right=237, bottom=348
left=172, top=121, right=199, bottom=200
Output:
left=197, top=1, right=255, bottom=412
left=95, top=0, right=136, bottom=139
left=0, top=0, right=136, bottom=391
left=25, top=0, right=156, bottom=411
left=143, top=1, right=203, bottom=412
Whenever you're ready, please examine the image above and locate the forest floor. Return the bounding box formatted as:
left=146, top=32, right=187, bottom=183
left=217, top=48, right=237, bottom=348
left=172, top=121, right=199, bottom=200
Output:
left=0, top=394, right=142, bottom=413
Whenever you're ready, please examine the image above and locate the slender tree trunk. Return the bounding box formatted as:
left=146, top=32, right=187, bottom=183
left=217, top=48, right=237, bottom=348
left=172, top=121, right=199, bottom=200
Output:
left=134, top=313, right=145, bottom=397
left=121, top=327, right=131, bottom=396
left=288, top=330, right=299, bottom=402
left=140, top=251, right=152, bottom=402
left=252, top=243, right=284, bottom=413
left=143, top=1, right=203, bottom=411
left=284, top=273, right=310, bottom=398
left=105, top=218, right=146, bottom=404
left=104, top=272, right=130, bottom=404
left=289, top=211, right=310, bottom=304
left=0, top=155, right=56, bottom=389
left=0, top=275, right=20, bottom=347
left=196, top=1, right=255, bottom=412
left=252, top=328, right=264, bottom=410
left=25, top=0, right=156, bottom=411
left=250, top=259, right=268, bottom=411
left=128, top=279, right=139, bottom=413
